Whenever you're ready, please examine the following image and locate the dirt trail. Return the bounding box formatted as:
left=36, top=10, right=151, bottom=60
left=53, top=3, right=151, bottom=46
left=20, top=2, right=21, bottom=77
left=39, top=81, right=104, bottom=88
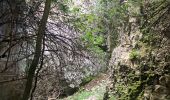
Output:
left=61, top=73, right=111, bottom=100
left=83, top=73, right=109, bottom=91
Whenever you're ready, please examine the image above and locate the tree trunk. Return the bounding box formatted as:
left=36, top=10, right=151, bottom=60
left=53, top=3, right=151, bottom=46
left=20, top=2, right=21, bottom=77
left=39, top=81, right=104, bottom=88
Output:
left=22, top=0, right=51, bottom=100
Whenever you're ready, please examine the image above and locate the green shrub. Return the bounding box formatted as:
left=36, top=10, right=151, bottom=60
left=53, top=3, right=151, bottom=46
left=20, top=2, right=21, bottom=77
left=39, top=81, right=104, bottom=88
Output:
left=129, top=50, right=140, bottom=60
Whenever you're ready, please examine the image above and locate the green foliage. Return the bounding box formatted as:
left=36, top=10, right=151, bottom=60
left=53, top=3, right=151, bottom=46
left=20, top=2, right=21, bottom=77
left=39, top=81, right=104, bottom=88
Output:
left=76, top=14, right=105, bottom=52
left=69, top=1, right=107, bottom=52
left=129, top=50, right=140, bottom=60
left=72, top=13, right=105, bottom=53
left=58, top=3, right=69, bottom=13
left=71, top=7, right=80, bottom=13
left=81, top=32, right=104, bottom=47
left=140, top=32, right=162, bottom=47
left=128, top=81, right=143, bottom=100
left=82, top=14, right=96, bottom=24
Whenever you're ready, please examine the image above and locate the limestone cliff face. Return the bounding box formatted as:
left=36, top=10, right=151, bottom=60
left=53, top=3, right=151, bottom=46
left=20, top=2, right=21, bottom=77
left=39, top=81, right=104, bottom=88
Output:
left=108, top=17, right=170, bottom=100
left=107, top=3, right=170, bottom=98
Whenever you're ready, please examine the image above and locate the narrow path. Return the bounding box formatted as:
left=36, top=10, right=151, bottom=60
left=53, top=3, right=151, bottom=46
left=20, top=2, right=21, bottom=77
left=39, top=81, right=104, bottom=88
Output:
left=63, top=73, right=111, bottom=100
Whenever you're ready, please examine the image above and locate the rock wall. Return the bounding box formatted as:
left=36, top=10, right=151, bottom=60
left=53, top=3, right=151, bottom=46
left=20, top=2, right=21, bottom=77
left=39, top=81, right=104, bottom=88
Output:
left=108, top=11, right=170, bottom=100
left=107, top=1, right=170, bottom=99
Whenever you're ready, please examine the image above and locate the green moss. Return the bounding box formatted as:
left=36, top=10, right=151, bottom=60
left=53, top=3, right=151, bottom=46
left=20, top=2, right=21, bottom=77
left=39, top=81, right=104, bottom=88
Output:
left=80, top=75, right=95, bottom=86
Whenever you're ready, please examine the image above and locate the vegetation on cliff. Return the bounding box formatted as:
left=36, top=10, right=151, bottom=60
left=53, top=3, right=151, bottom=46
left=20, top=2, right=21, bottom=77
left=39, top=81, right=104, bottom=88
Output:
left=108, top=0, right=170, bottom=100
left=0, top=0, right=169, bottom=100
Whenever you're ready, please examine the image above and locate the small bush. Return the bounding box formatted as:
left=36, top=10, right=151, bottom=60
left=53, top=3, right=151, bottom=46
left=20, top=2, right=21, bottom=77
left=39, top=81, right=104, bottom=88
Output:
left=129, top=50, right=140, bottom=60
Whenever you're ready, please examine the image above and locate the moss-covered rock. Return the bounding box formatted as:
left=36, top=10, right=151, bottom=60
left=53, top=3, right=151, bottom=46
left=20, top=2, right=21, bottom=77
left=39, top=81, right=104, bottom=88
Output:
left=107, top=2, right=170, bottom=99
